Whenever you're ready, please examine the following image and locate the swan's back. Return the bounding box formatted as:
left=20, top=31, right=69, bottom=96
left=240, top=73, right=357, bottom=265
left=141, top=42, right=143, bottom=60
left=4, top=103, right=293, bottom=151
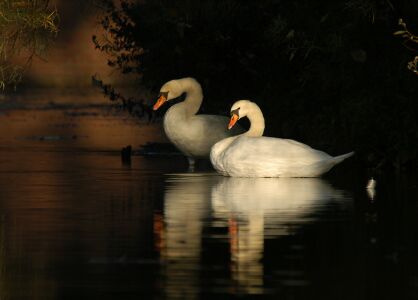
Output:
left=217, top=136, right=352, bottom=177
left=227, top=136, right=330, bottom=162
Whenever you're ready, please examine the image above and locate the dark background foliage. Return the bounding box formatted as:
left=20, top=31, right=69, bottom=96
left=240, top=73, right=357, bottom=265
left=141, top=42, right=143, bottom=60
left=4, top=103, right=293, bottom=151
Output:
left=93, top=0, right=418, bottom=174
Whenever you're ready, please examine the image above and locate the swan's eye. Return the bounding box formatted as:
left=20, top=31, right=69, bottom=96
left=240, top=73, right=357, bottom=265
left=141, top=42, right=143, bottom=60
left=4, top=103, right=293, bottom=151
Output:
left=159, top=91, right=169, bottom=98
left=230, top=107, right=240, bottom=117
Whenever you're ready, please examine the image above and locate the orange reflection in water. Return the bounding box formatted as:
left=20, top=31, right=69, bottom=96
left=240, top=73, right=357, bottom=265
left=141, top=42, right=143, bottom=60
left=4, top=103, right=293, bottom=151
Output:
left=0, top=96, right=166, bottom=151
left=0, top=94, right=172, bottom=298
left=153, top=212, right=165, bottom=253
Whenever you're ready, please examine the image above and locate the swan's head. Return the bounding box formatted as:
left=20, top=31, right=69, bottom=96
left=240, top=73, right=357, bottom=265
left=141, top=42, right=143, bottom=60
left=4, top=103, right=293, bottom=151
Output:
left=228, top=100, right=254, bottom=129
left=153, top=79, right=184, bottom=110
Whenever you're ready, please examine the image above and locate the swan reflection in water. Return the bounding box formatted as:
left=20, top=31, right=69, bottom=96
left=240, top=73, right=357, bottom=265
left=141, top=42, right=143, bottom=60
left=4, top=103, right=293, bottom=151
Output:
left=154, top=174, right=350, bottom=296
left=154, top=173, right=221, bottom=298
left=211, top=177, right=349, bottom=293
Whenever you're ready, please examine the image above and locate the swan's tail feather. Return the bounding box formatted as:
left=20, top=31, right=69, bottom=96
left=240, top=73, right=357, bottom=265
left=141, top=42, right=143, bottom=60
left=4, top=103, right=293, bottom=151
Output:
left=332, top=151, right=354, bottom=165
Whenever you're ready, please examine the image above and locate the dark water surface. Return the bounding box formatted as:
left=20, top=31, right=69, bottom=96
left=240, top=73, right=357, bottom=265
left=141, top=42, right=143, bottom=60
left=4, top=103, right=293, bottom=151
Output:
left=1, top=102, right=418, bottom=299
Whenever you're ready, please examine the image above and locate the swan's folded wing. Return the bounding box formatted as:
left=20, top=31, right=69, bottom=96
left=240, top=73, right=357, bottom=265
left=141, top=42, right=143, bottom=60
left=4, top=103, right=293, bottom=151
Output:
left=170, top=114, right=243, bottom=157
left=226, top=136, right=331, bottom=164
left=221, top=136, right=351, bottom=177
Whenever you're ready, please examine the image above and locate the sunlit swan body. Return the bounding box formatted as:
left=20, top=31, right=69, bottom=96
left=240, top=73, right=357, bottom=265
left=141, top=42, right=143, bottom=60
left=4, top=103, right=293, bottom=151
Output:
left=153, top=78, right=242, bottom=165
left=210, top=100, right=354, bottom=177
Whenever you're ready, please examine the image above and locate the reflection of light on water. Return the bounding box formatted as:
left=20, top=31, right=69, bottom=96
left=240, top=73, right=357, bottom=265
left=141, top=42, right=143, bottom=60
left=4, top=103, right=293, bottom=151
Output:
left=0, top=100, right=166, bottom=152
left=367, top=188, right=376, bottom=201
left=157, top=173, right=220, bottom=299
left=211, top=177, right=347, bottom=294
left=163, top=174, right=217, bottom=260
left=156, top=174, right=349, bottom=296
left=366, top=178, right=376, bottom=201
left=228, top=214, right=264, bottom=294
left=153, top=213, right=165, bottom=253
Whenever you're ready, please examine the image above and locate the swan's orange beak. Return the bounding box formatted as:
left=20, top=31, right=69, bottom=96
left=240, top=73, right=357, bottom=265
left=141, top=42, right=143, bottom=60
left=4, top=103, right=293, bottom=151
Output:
left=228, top=114, right=239, bottom=130
left=153, top=95, right=167, bottom=111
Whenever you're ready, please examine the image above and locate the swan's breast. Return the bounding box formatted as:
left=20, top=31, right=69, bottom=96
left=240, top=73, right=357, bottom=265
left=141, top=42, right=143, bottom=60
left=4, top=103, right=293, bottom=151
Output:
left=211, top=136, right=243, bottom=175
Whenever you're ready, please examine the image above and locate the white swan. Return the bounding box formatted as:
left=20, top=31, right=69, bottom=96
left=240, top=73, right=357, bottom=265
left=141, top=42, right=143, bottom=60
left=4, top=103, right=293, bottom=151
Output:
left=153, top=78, right=242, bottom=165
left=210, top=100, right=354, bottom=177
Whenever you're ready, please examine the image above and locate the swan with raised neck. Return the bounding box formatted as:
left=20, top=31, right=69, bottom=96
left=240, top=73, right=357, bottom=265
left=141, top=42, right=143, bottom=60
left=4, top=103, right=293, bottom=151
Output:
left=210, top=99, right=354, bottom=177
left=153, top=77, right=243, bottom=165
left=155, top=77, right=203, bottom=117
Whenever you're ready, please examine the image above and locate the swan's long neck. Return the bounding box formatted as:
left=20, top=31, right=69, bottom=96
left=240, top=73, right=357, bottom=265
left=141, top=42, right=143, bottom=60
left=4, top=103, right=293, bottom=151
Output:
left=179, top=78, right=203, bottom=117
left=245, top=105, right=265, bottom=137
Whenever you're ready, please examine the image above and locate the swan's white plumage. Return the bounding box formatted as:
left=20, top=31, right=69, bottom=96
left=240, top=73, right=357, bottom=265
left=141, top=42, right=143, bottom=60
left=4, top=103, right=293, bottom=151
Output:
left=210, top=100, right=354, bottom=177
left=157, top=78, right=242, bottom=159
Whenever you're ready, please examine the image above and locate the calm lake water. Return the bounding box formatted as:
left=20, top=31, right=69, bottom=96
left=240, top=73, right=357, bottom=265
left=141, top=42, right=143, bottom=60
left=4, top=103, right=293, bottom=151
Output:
left=1, top=92, right=418, bottom=299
